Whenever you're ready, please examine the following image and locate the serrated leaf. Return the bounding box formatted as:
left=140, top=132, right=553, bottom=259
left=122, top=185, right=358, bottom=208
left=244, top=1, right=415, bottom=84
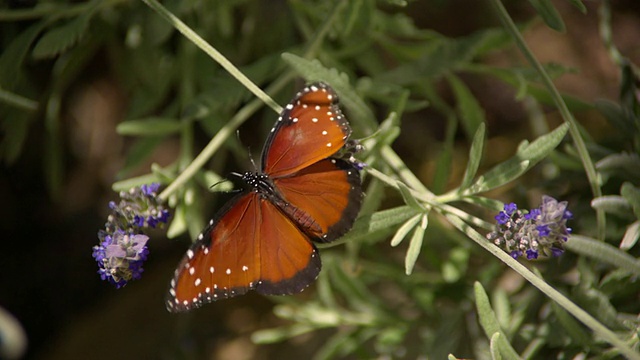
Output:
left=32, top=14, right=92, bottom=59
left=460, top=122, right=485, bottom=190
left=621, top=221, right=640, bottom=251
left=117, top=117, right=183, bottom=136
left=390, top=214, right=421, bottom=247
left=447, top=73, right=485, bottom=140
left=405, top=214, right=427, bottom=275
left=528, top=0, right=566, bottom=32
left=474, top=282, right=522, bottom=360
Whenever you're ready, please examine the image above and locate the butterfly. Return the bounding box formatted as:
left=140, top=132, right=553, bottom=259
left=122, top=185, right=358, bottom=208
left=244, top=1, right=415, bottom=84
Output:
left=166, top=82, right=364, bottom=312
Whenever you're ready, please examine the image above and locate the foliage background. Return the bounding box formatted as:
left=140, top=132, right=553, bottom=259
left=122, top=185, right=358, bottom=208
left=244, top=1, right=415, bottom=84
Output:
left=1, top=0, right=639, bottom=359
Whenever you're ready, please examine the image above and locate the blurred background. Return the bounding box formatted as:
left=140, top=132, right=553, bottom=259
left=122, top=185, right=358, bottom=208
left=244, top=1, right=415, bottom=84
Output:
left=1, top=0, right=639, bottom=359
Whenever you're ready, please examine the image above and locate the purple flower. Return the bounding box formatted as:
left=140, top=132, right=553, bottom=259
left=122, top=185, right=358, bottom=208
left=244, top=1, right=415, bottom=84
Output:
left=92, top=231, right=150, bottom=288
left=93, top=183, right=170, bottom=288
left=487, top=195, right=572, bottom=260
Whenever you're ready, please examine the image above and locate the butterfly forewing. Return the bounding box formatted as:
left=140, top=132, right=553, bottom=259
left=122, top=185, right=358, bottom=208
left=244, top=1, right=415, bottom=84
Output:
left=261, top=83, right=351, bottom=178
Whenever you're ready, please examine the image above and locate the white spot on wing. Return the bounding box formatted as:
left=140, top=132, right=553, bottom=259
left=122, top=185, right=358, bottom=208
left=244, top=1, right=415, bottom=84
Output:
left=326, top=142, right=332, bottom=147
left=189, top=267, right=195, bottom=275
left=209, top=266, right=214, bottom=273
left=322, top=130, right=328, bottom=135
left=242, top=266, right=248, bottom=271
left=312, top=118, right=318, bottom=123
left=187, top=249, right=194, bottom=259
left=226, top=268, right=231, bottom=275
left=195, top=278, right=201, bottom=286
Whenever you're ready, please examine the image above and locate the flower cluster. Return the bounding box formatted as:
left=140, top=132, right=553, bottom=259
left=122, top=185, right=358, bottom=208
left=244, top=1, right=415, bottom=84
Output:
left=487, top=195, right=572, bottom=260
left=92, top=183, right=170, bottom=288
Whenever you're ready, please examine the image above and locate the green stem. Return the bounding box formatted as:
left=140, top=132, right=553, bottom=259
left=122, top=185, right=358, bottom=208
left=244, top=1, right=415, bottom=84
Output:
left=490, top=0, right=605, bottom=240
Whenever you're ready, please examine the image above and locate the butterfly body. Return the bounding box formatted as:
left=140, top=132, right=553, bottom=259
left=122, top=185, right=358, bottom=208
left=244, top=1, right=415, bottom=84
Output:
left=167, top=82, right=363, bottom=312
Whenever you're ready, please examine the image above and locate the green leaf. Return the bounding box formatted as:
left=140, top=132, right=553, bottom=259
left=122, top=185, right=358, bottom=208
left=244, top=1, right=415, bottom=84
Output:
left=527, top=0, right=566, bottom=32
left=474, top=282, right=522, bottom=360
left=590, top=196, right=633, bottom=218
left=566, top=0, right=587, bottom=13
left=117, top=117, right=183, bottom=136
left=112, top=173, right=164, bottom=192
left=467, top=123, right=569, bottom=194
left=0, top=23, right=45, bottom=87
left=550, top=302, right=592, bottom=347
left=467, top=160, right=529, bottom=195
left=596, top=153, right=640, bottom=180
left=621, top=182, right=640, bottom=219
left=460, top=122, right=485, bottom=190
left=397, top=181, right=426, bottom=211
left=390, top=214, right=421, bottom=247
left=166, top=202, right=188, bottom=239
left=565, top=235, right=640, bottom=276
left=489, top=333, right=503, bottom=360
left=621, top=221, right=640, bottom=251
left=118, top=137, right=165, bottom=177
left=405, top=214, right=427, bottom=275
left=251, top=323, right=316, bottom=344
left=0, top=113, right=30, bottom=164
left=333, top=206, right=418, bottom=246
left=32, top=14, right=92, bottom=59
left=447, top=73, right=485, bottom=140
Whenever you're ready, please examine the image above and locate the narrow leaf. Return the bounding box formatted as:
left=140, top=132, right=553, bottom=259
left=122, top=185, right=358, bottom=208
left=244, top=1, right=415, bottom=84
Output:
left=335, top=206, right=418, bottom=246
left=590, top=196, right=632, bottom=218
left=474, top=282, right=522, bottom=359
left=621, top=182, right=640, bottom=218
left=117, top=117, right=183, bottom=136
left=390, top=214, right=422, bottom=247
left=527, top=0, right=566, bottom=32
left=447, top=73, right=485, bottom=140
left=489, top=333, right=503, bottom=360
left=565, top=235, right=640, bottom=276
left=566, top=0, right=587, bottom=13
left=460, top=122, right=485, bottom=190
left=397, top=181, right=426, bottom=211
left=621, top=221, right=640, bottom=251
left=405, top=214, right=428, bottom=275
